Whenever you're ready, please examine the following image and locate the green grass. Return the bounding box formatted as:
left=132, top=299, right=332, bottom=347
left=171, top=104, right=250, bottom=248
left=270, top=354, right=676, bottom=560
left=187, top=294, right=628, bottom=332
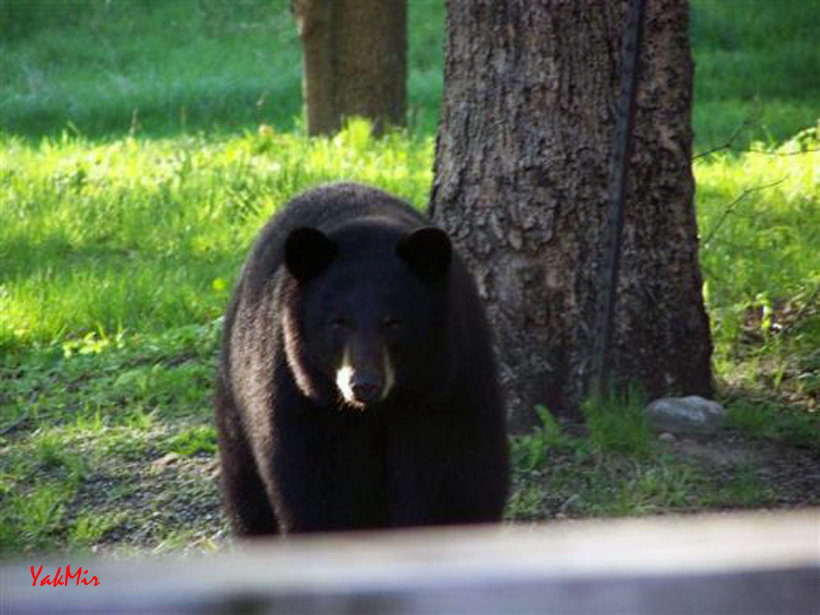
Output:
left=1, top=0, right=301, bottom=138
left=691, top=1, right=820, bottom=150
left=0, top=122, right=434, bottom=348
left=728, top=399, right=820, bottom=449
left=0, top=325, right=225, bottom=555
left=506, top=408, right=775, bottom=522
left=697, top=126, right=820, bottom=405
left=1, top=0, right=818, bottom=556
left=582, top=386, right=654, bottom=458
left=3, top=1, right=817, bottom=148
left=0, top=0, right=446, bottom=139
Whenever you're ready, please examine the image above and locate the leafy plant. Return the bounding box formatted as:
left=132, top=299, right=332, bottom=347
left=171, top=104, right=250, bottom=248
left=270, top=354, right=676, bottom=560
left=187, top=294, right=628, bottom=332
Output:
left=511, top=405, right=571, bottom=472
left=581, top=386, right=653, bottom=458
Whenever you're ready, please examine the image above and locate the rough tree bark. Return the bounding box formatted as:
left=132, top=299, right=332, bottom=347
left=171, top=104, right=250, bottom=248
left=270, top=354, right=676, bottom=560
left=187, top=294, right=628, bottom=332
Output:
left=430, top=0, right=713, bottom=432
left=293, top=0, right=406, bottom=136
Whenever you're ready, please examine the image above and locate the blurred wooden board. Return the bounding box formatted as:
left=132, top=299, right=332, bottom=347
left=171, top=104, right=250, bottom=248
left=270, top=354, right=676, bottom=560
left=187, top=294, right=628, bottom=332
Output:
left=2, top=509, right=818, bottom=614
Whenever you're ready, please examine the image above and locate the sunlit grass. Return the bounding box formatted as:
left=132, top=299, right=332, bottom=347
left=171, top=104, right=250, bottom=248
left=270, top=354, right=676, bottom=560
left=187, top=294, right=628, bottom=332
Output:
left=696, top=126, right=819, bottom=396
left=1, top=0, right=818, bottom=556
left=1, top=122, right=816, bottom=419
left=697, top=128, right=819, bottom=308
left=3, top=120, right=815, bottom=358
left=0, top=123, right=434, bottom=348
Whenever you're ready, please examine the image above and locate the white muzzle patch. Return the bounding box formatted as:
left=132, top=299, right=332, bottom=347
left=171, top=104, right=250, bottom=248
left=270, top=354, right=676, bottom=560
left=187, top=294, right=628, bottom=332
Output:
left=335, top=364, right=356, bottom=404
left=334, top=345, right=395, bottom=406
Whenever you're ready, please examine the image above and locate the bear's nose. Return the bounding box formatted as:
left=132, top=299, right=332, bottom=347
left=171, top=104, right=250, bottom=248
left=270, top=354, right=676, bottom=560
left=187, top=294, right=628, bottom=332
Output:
left=351, top=380, right=383, bottom=404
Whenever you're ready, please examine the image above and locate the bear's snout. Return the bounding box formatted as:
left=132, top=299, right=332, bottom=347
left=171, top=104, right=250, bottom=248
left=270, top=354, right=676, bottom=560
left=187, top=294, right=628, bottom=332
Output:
left=336, top=364, right=387, bottom=407
left=350, top=375, right=383, bottom=404
left=335, top=340, right=394, bottom=407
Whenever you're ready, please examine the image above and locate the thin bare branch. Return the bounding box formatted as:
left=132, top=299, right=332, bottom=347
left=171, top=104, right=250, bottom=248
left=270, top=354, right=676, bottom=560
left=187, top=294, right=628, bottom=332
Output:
left=701, top=178, right=786, bottom=248
left=692, top=103, right=760, bottom=160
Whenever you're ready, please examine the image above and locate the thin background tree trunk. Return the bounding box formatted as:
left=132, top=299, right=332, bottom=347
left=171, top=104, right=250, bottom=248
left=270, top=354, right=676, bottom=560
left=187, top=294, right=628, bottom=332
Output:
left=294, top=0, right=406, bottom=136
left=430, top=0, right=713, bottom=431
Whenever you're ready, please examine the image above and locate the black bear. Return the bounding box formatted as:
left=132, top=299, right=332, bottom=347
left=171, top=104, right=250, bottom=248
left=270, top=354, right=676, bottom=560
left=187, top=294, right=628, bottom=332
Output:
left=215, top=182, right=508, bottom=535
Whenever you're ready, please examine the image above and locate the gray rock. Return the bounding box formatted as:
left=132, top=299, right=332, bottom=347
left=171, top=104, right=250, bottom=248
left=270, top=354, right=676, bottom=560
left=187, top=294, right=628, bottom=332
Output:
left=645, top=396, right=727, bottom=434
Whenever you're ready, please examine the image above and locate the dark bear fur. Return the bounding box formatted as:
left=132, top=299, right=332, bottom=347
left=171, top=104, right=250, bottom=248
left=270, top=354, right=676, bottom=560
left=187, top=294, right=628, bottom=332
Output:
left=215, top=182, right=508, bottom=535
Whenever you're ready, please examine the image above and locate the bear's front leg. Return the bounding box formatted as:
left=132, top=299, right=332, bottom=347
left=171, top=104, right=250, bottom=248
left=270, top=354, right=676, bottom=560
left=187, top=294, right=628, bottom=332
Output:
left=272, top=405, right=389, bottom=533
left=386, top=407, right=507, bottom=528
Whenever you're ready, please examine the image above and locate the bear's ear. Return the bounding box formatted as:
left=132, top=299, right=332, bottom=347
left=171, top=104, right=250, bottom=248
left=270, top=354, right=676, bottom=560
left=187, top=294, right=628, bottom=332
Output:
left=397, top=226, right=452, bottom=282
left=284, top=227, right=337, bottom=282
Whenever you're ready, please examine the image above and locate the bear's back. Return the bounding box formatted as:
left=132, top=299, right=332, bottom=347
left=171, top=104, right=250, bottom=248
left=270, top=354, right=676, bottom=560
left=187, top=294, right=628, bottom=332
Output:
left=243, top=183, right=424, bottom=289
left=273, top=182, right=425, bottom=233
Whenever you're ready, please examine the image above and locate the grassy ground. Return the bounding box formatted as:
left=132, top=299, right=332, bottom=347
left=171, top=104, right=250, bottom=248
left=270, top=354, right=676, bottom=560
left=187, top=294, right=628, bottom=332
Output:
left=3, top=0, right=818, bottom=146
left=691, top=1, right=820, bottom=150
left=0, top=0, right=445, bottom=138
left=1, top=0, right=818, bottom=556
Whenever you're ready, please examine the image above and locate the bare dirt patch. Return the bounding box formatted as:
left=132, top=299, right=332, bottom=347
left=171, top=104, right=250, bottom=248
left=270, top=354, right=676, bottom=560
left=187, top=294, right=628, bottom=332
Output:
left=663, top=430, right=820, bottom=508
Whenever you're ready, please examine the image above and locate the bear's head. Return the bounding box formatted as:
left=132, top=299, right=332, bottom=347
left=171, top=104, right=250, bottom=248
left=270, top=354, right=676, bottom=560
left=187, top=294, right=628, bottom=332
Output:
left=281, top=222, right=452, bottom=409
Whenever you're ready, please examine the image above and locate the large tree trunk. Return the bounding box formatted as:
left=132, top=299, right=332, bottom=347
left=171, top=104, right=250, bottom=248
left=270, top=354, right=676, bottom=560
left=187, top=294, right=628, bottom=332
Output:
left=293, top=0, right=406, bottom=136
left=430, top=0, right=713, bottom=432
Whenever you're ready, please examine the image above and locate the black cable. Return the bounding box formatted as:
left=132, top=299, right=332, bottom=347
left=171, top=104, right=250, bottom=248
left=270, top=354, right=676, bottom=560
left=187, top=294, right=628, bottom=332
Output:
left=590, top=0, right=646, bottom=399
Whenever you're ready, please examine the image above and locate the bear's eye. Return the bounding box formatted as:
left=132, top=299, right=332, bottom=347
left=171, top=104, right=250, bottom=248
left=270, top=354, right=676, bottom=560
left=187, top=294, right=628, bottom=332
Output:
left=383, top=317, right=403, bottom=329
